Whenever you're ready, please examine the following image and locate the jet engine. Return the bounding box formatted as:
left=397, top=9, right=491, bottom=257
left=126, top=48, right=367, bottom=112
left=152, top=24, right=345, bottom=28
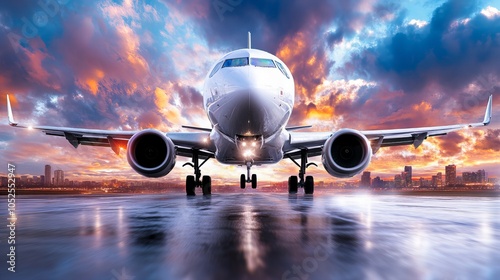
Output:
left=322, top=129, right=372, bottom=178
left=126, top=129, right=176, bottom=178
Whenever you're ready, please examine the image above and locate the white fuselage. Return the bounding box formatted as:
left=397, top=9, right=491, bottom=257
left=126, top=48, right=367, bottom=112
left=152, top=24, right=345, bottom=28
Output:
left=202, top=49, right=295, bottom=165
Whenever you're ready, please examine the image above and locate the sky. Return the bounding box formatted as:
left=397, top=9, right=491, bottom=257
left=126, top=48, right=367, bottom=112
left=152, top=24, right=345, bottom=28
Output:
left=1, top=0, right=499, bottom=185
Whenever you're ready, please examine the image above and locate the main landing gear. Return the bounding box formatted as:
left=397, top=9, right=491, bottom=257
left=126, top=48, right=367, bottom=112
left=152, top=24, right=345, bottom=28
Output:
left=183, top=150, right=213, bottom=196
left=240, top=161, right=257, bottom=189
left=287, top=149, right=317, bottom=194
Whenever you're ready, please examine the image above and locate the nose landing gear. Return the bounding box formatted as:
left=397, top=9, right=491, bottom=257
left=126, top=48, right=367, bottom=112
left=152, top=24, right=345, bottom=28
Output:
left=240, top=161, right=257, bottom=189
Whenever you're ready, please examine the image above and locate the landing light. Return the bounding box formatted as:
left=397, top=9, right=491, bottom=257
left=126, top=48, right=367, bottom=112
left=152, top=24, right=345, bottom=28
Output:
left=243, top=150, right=254, bottom=158
left=28, top=125, right=33, bottom=130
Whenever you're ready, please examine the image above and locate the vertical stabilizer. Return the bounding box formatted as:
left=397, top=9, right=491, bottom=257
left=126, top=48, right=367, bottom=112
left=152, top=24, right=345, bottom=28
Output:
left=248, top=32, right=252, bottom=49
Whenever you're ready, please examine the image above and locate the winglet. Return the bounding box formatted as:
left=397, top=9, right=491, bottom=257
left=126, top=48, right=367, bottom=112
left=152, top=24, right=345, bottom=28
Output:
left=483, top=95, right=492, bottom=126
left=6, top=95, right=17, bottom=126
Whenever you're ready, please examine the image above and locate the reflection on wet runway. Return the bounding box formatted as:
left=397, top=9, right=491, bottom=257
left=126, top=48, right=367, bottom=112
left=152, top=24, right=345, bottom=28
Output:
left=1, top=193, right=499, bottom=279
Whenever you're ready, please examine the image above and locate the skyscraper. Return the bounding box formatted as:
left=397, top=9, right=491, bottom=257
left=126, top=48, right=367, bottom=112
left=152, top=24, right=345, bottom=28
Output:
left=394, top=174, right=402, bottom=188
left=360, top=172, right=371, bottom=188
left=45, top=165, right=51, bottom=186
left=436, top=172, right=443, bottom=187
left=404, top=166, right=413, bottom=187
left=54, top=170, right=64, bottom=186
left=477, top=169, right=486, bottom=183
left=445, top=165, right=457, bottom=186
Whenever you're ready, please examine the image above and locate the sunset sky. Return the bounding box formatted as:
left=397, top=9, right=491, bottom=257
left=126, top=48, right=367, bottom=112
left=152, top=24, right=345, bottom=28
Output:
left=1, top=0, right=499, bottom=185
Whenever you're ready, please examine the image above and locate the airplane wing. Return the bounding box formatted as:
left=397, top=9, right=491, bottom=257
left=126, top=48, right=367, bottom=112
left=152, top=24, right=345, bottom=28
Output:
left=284, top=95, right=493, bottom=158
left=6, top=95, right=215, bottom=158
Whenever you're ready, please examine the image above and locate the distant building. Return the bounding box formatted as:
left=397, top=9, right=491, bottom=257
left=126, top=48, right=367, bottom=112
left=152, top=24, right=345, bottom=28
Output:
left=445, top=165, right=457, bottom=186
left=462, top=170, right=486, bottom=184
left=372, top=176, right=383, bottom=188
left=394, top=174, right=403, bottom=188
left=20, top=175, right=28, bottom=183
left=404, top=166, right=413, bottom=187
left=360, top=172, right=371, bottom=188
left=419, top=177, right=428, bottom=187
left=1, top=177, right=7, bottom=187
left=477, top=170, right=486, bottom=183
left=431, top=172, right=443, bottom=187
left=463, top=172, right=477, bottom=184
left=54, top=170, right=64, bottom=186
left=436, top=172, right=443, bottom=187
left=431, top=175, right=438, bottom=187
left=45, top=165, right=51, bottom=186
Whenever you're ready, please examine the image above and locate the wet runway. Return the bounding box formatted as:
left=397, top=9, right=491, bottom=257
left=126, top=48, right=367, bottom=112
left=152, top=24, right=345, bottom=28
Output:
left=1, top=192, right=499, bottom=279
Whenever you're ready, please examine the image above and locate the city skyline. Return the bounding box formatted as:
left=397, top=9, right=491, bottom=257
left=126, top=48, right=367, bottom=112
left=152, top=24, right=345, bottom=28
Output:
left=3, top=162, right=497, bottom=185
left=1, top=1, right=500, bottom=183
left=361, top=165, right=495, bottom=188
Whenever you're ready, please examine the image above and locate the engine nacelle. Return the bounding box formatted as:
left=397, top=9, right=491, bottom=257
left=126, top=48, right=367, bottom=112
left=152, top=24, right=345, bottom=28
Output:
left=126, top=129, right=176, bottom=178
left=322, top=129, right=372, bottom=178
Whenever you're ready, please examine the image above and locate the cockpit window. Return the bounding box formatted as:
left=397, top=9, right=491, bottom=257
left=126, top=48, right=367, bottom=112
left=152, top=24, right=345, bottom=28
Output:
left=275, top=61, right=290, bottom=79
left=209, top=61, right=224, bottom=78
left=250, top=58, right=276, bottom=68
left=222, top=57, right=249, bottom=68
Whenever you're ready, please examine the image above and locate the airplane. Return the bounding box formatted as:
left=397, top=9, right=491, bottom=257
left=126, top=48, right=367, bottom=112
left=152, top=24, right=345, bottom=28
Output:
left=6, top=32, right=493, bottom=196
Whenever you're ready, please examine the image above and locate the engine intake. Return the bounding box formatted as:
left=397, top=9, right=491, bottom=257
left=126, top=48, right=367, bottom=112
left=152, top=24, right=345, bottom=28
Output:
left=126, top=129, right=176, bottom=177
left=322, top=129, right=372, bottom=178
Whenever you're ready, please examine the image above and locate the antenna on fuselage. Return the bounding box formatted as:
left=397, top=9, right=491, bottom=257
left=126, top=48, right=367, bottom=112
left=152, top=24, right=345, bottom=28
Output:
left=248, top=32, right=252, bottom=49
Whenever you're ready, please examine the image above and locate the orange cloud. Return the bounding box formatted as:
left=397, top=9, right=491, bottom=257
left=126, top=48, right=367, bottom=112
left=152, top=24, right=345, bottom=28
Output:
left=277, top=31, right=329, bottom=100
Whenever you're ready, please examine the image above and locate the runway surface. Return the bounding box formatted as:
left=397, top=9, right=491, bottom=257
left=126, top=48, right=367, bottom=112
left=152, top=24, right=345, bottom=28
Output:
left=1, top=192, right=499, bottom=280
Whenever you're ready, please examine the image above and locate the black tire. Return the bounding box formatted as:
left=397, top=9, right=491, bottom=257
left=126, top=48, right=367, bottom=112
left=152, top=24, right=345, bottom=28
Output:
left=202, top=175, right=211, bottom=195
left=240, top=174, right=246, bottom=189
left=288, top=176, right=298, bottom=194
left=251, top=174, right=257, bottom=189
left=186, top=175, right=196, bottom=196
left=304, top=176, right=314, bottom=194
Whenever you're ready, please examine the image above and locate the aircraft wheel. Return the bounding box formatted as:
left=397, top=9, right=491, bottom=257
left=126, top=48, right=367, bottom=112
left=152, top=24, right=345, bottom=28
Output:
left=240, top=174, right=246, bottom=189
left=186, top=175, right=196, bottom=196
left=288, top=176, right=298, bottom=194
left=202, top=176, right=211, bottom=195
left=304, top=176, right=314, bottom=194
left=251, top=174, right=257, bottom=189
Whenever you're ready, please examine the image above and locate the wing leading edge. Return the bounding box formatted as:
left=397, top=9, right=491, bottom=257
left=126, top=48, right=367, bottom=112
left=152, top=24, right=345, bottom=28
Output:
left=285, top=95, right=493, bottom=156
left=6, top=95, right=215, bottom=157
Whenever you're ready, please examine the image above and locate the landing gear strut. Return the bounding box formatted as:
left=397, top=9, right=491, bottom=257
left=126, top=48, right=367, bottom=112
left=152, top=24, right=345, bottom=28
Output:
left=183, top=150, right=213, bottom=196
left=287, top=149, right=317, bottom=194
left=240, top=161, right=257, bottom=189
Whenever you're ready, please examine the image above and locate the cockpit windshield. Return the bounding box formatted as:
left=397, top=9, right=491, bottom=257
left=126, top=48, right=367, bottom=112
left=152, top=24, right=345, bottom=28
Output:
left=218, top=56, right=290, bottom=79
left=250, top=58, right=276, bottom=68
left=275, top=61, right=290, bottom=79
left=222, top=57, right=249, bottom=68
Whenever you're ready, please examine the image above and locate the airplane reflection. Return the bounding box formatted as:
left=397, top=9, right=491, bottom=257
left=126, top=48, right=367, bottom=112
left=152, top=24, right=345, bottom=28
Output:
left=239, top=204, right=264, bottom=272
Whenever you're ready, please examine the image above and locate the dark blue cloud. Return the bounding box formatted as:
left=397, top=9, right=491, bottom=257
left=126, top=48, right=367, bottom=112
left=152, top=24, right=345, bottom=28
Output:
left=171, top=0, right=398, bottom=53
left=349, top=0, right=500, bottom=99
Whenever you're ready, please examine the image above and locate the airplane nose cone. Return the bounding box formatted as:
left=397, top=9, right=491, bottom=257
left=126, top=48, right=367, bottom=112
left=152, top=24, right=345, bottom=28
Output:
left=209, top=68, right=291, bottom=138
left=233, top=89, right=267, bottom=135
left=218, top=85, right=290, bottom=137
